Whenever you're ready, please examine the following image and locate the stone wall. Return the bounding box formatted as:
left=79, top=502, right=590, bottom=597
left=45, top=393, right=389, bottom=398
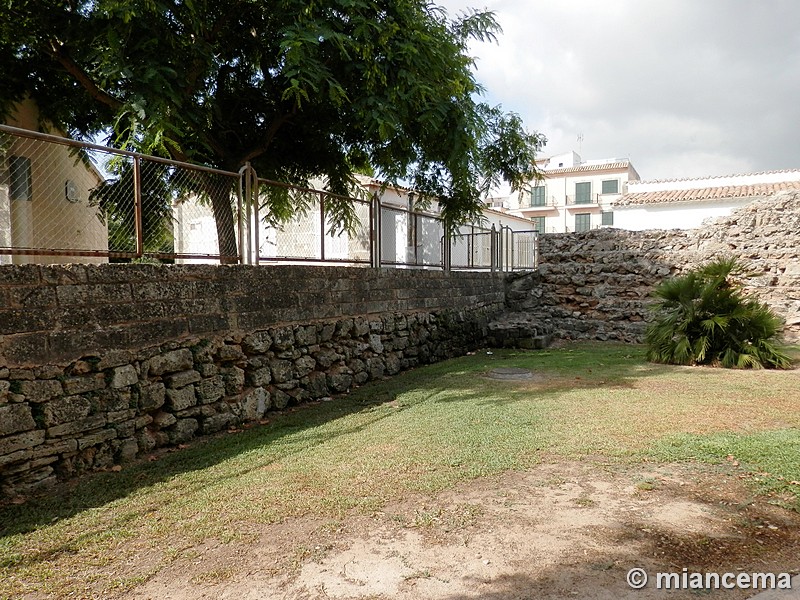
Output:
left=0, top=265, right=505, bottom=499
left=507, top=192, right=800, bottom=343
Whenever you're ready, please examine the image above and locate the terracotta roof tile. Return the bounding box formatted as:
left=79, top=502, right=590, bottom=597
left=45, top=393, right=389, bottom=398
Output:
left=615, top=181, right=800, bottom=206
left=544, top=161, right=632, bottom=176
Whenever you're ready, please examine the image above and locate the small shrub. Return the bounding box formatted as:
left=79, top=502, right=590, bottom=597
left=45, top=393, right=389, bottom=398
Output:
left=645, top=258, right=790, bottom=369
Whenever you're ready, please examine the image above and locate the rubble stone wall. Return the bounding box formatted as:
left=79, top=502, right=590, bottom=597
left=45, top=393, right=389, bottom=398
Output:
left=507, top=192, right=800, bottom=343
left=0, top=265, right=504, bottom=499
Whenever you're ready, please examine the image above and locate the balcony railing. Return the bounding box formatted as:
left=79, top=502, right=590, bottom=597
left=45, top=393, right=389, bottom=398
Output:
left=518, top=195, right=557, bottom=209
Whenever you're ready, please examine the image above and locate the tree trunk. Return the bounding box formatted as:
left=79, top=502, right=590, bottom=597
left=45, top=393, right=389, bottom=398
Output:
left=208, top=179, right=240, bottom=264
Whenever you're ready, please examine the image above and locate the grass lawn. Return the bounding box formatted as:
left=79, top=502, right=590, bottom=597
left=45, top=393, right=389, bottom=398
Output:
left=1, top=342, right=798, bottom=598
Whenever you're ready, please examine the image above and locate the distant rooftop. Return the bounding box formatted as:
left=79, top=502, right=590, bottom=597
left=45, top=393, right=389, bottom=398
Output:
left=536, top=151, right=639, bottom=179
left=616, top=168, right=800, bottom=206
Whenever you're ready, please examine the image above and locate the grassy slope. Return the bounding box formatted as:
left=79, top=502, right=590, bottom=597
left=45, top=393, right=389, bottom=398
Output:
left=1, top=342, right=798, bottom=598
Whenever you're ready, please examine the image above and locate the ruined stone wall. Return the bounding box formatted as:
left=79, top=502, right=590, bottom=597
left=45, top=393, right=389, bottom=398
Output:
left=507, top=192, right=800, bottom=343
left=0, top=265, right=505, bottom=499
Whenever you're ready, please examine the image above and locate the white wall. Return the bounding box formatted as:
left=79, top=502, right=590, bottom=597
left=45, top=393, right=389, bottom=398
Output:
left=613, top=199, right=751, bottom=230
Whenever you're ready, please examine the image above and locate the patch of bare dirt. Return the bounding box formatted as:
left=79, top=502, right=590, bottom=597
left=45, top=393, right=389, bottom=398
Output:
left=126, top=461, right=800, bottom=599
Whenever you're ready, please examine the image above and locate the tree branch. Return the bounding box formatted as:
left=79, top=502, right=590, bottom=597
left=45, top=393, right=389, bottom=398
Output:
left=48, top=41, right=123, bottom=111
left=237, top=110, right=295, bottom=165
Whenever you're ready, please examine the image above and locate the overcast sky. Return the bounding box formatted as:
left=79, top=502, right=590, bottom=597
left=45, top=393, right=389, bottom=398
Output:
left=437, top=0, right=800, bottom=182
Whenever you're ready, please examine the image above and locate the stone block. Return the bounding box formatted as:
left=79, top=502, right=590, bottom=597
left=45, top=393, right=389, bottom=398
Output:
left=117, top=438, right=139, bottom=463
left=110, top=364, right=138, bottom=389
left=196, top=377, right=225, bottom=404
left=295, top=325, right=318, bottom=346
left=32, top=438, right=78, bottom=459
left=242, top=331, right=273, bottom=354
left=270, top=388, right=291, bottom=410
left=0, top=380, right=10, bottom=402
left=313, top=347, right=340, bottom=369
left=304, top=371, right=329, bottom=399
left=16, top=379, right=63, bottom=403
left=0, top=404, right=36, bottom=436
left=165, top=386, right=197, bottom=412
left=247, top=366, right=272, bottom=388
left=0, top=449, right=32, bottom=468
left=202, top=413, right=235, bottom=434
left=294, top=355, right=316, bottom=378
left=221, top=366, right=245, bottom=395
left=168, top=418, right=198, bottom=444
left=148, top=348, right=194, bottom=376
left=164, top=369, right=201, bottom=389
left=242, top=387, right=270, bottom=420
left=0, top=429, right=45, bottom=455
left=139, top=382, right=166, bottom=411
left=43, top=395, right=92, bottom=427
left=62, top=374, right=106, bottom=395
left=326, top=366, right=353, bottom=393
left=107, top=409, right=137, bottom=424
left=271, top=327, right=295, bottom=351
left=367, top=357, right=385, bottom=379
left=269, top=359, right=294, bottom=383
left=47, top=415, right=107, bottom=438
left=218, top=344, right=246, bottom=363
left=77, top=428, right=117, bottom=450
left=153, top=411, right=177, bottom=428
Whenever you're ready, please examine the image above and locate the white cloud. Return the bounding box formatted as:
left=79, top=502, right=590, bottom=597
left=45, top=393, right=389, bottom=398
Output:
left=438, top=0, right=800, bottom=180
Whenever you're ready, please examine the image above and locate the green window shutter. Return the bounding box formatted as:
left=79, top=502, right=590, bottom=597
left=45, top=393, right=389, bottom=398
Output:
left=575, top=213, right=591, bottom=232
left=531, top=216, right=545, bottom=232
left=531, top=185, right=546, bottom=206
left=601, top=211, right=614, bottom=226
left=601, top=179, right=619, bottom=194
left=575, top=182, right=591, bottom=204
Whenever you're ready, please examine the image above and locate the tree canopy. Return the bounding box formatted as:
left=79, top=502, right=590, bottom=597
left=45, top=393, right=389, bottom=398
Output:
left=1, top=0, right=545, bottom=257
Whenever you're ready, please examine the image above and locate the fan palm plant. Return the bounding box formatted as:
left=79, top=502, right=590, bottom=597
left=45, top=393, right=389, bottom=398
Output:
left=645, top=258, right=790, bottom=369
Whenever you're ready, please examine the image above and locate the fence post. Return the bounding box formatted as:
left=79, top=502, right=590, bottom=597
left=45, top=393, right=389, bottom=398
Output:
left=490, top=224, right=497, bottom=272
left=319, top=193, right=326, bottom=262
left=132, top=156, right=144, bottom=259
left=238, top=163, right=258, bottom=265
left=251, top=165, right=259, bottom=266
left=443, top=226, right=451, bottom=272
left=371, top=192, right=382, bottom=268
left=237, top=168, right=245, bottom=264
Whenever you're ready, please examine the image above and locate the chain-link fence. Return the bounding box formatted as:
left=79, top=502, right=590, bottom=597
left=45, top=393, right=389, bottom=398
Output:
left=251, top=179, right=372, bottom=265
left=0, top=124, right=537, bottom=271
left=450, top=225, right=494, bottom=270
left=379, top=204, right=444, bottom=268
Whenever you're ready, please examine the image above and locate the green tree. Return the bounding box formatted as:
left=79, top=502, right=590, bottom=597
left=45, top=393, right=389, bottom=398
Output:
left=645, top=258, right=790, bottom=369
left=0, top=0, right=545, bottom=260
left=89, top=159, right=176, bottom=258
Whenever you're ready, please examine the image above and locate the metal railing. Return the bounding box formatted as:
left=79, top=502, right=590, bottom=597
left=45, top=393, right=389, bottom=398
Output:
left=0, top=125, right=537, bottom=271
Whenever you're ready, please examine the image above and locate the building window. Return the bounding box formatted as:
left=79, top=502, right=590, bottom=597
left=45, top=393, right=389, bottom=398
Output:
left=575, top=213, right=591, bottom=232
left=601, top=179, right=619, bottom=194
left=575, top=181, right=591, bottom=204
left=531, top=216, right=545, bottom=232
left=10, top=155, right=32, bottom=201
left=531, top=185, right=546, bottom=207
left=601, top=211, right=614, bottom=226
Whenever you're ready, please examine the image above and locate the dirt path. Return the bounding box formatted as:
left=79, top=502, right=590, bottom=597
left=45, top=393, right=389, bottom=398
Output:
left=127, top=460, right=800, bottom=599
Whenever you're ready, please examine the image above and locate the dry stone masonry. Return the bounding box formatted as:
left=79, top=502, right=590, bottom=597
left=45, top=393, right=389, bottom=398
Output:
left=506, top=191, right=800, bottom=343
left=1, top=191, right=797, bottom=500
left=0, top=266, right=504, bottom=499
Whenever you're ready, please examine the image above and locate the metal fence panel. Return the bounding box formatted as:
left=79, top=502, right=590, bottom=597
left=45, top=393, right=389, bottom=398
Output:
left=450, top=225, right=493, bottom=270
left=0, top=124, right=538, bottom=271
left=0, top=128, right=120, bottom=263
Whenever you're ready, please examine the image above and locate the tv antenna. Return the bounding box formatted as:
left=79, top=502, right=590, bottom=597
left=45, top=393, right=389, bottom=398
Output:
left=577, top=133, right=584, bottom=156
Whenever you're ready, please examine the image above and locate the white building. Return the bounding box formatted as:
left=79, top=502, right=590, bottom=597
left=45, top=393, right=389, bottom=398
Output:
left=508, top=151, right=641, bottom=233
left=613, top=170, right=800, bottom=230
left=174, top=177, right=538, bottom=267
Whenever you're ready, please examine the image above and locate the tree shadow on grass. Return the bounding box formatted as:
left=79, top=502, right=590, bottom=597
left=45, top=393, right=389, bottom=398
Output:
left=0, top=343, right=732, bottom=541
